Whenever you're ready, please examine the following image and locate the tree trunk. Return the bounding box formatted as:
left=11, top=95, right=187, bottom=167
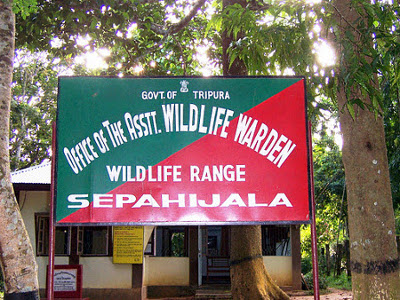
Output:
left=0, top=1, right=40, bottom=299
left=344, top=239, right=351, bottom=277
left=334, top=2, right=400, bottom=298
left=337, top=89, right=400, bottom=299
left=325, top=244, right=330, bottom=276
left=222, top=1, right=289, bottom=299
left=334, top=243, right=343, bottom=276
left=230, top=226, right=290, bottom=300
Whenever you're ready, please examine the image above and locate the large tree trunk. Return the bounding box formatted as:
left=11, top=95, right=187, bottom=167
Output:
left=334, top=1, right=400, bottom=298
left=222, top=1, right=289, bottom=299
left=0, top=1, right=40, bottom=299
left=338, top=90, right=400, bottom=299
left=230, top=226, right=290, bottom=300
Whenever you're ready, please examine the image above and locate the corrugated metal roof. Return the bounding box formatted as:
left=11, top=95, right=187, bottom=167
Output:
left=11, top=162, right=51, bottom=185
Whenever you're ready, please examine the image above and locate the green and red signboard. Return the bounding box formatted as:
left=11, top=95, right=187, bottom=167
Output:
left=55, top=77, right=311, bottom=225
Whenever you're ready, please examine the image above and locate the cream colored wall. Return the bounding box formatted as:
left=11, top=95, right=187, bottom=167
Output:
left=19, top=191, right=132, bottom=290
left=19, top=191, right=52, bottom=289
left=143, top=256, right=189, bottom=286
left=142, top=256, right=291, bottom=287
left=80, top=257, right=132, bottom=288
left=35, top=256, right=69, bottom=288
left=263, top=256, right=292, bottom=287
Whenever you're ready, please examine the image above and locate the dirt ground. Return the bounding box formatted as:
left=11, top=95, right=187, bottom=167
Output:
left=289, top=288, right=352, bottom=299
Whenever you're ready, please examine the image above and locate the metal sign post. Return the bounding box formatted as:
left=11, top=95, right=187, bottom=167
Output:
left=308, top=121, right=320, bottom=299
left=46, top=122, right=57, bottom=300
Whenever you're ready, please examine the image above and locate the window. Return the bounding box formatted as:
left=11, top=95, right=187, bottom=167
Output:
left=154, top=226, right=188, bottom=257
left=261, top=225, right=291, bottom=256
left=144, top=231, right=154, bottom=255
left=35, top=213, right=70, bottom=256
left=78, top=227, right=111, bottom=256
left=35, top=214, right=111, bottom=257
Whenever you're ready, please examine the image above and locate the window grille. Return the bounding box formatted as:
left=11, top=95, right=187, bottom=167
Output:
left=262, top=225, right=291, bottom=256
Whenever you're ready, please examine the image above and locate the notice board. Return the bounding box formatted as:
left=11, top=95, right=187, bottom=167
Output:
left=55, top=77, right=311, bottom=225
left=113, top=226, right=144, bottom=264
left=46, top=265, right=83, bottom=298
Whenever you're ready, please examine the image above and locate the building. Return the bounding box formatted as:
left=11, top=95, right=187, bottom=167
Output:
left=12, top=162, right=302, bottom=299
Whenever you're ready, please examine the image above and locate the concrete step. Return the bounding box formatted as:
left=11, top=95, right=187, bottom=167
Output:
left=195, top=285, right=232, bottom=300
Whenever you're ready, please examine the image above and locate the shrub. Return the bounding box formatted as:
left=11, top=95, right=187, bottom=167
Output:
left=303, top=271, right=328, bottom=290
left=301, top=256, right=312, bottom=274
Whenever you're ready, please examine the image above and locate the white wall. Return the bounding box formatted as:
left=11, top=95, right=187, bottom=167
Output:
left=80, top=257, right=132, bottom=288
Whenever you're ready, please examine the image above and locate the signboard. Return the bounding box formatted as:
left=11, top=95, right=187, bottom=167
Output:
left=113, top=226, right=144, bottom=264
left=54, top=268, right=77, bottom=291
left=56, top=77, right=311, bottom=225
left=46, top=265, right=83, bottom=298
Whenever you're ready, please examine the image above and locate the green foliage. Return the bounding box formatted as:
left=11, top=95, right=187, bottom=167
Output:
left=302, top=130, right=346, bottom=260
left=301, top=256, right=313, bottom=275
left=171, top=232, right=185, bottom=257
left=10, top=50, right=58, bottom=170
left=303, top=269, right=352, bottom=291
left=15, top=0, right=210, bottom=76
left=326, top=1, right=400, bottom=116
left=395, top=207, right=400, bottom=235
left=301, top=130, right=349, bottom=280
left=13, top=0, right=38, bottom=19
left=13, top=0, right=400, bottom=116
left=380, top=30, right=400, bottom=210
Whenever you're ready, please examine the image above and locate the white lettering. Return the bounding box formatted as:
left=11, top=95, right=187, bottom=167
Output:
left=115, top=194, right=136, bottom=208
left=66, top=193, right=293, bottom=209
left=93, top=194, right=113, bottom=208
left=220, top=193, right=246, bottom=207
left=162, top=194, right=186, bottom=207
left=269, top=193, right=293, bottom=207
left=67, top=194, right=89, bottom=208
left=132, top=194, right=160, bottom=208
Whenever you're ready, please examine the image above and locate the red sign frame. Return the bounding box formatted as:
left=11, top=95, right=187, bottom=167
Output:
left=46, top=265, right=83, bottom=299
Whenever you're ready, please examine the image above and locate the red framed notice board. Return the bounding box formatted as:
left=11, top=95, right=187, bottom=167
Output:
left=55, top=76, right=312, bottom=225
left=46, top=265, right=83, bottom=298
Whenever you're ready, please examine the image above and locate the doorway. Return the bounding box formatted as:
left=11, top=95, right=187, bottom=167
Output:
left=200, top=226, right=230, bottom=284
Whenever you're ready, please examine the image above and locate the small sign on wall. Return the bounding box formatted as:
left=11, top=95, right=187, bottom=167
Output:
left=46, top=265, right=82, bottom=298
left=113, top=226, right=144, bottom=264
left=54, top=268, right=77, bottom=291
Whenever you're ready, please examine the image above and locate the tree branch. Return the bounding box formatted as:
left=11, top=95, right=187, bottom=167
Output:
left=168, top=0, right=207, bottom=35
left=247, top=0, right=270, bottom=11
left=332, top=3, right=362, bottom=37
left=132, top=0, right=206, bottom=65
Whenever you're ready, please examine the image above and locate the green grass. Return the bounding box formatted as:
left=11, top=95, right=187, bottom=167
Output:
left=326, top=273, right=352, bottom=290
